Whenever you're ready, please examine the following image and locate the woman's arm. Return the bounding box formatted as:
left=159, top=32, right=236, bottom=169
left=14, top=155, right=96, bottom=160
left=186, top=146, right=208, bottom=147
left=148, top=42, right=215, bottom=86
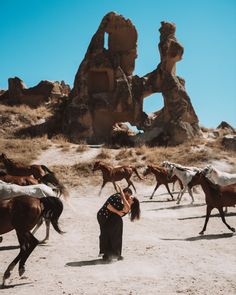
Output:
left=107, top=203, right=124, bottom=216
left=116, top=184, right=130, bottom=213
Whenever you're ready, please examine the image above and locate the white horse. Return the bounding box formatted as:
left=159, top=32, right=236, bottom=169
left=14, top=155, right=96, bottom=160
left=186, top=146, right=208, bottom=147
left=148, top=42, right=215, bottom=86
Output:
left=0, top=180, right=58, bottom=199
left=162, top=161, right=202, bottom=204
left=204, top=165, right=236, bottom=186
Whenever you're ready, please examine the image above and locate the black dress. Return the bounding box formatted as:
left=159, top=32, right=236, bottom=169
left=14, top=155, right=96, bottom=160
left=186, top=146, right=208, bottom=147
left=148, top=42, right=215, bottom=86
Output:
left=97, top=193, right=124, bottom=259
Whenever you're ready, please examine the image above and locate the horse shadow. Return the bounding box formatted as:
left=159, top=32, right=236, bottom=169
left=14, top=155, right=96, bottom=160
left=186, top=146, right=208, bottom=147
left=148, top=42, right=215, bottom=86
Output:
left=148, top=203, right=205, bottom=211
left=0, top=245, right=19, bottom=251
left=161, top=232, right=234, bottom=242
left=178, top=212, right=236, bottom=220
left=0, top=282, right=32, bottom=289
left=66, top=258, right=110, bottom=267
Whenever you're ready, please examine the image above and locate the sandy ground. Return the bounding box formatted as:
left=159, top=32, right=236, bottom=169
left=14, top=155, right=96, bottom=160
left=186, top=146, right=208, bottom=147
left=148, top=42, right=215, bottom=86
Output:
left=0, top=147, right=236, bottom=294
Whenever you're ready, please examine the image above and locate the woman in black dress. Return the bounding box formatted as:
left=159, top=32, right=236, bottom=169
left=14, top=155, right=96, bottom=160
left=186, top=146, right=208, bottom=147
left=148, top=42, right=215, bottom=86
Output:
left=97, top=185, right=140, bottom=261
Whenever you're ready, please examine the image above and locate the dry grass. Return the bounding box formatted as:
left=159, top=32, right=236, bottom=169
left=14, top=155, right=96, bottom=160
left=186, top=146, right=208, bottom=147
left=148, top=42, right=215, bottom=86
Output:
left=0, top=136, right=50, bottom=167
left=51, top=161, right=99, bottom=188
left=0, top=104, right=51, bottom=119
left=96, top=148, right=112, bottom=160
left=76, top=143, right=89, bottom=152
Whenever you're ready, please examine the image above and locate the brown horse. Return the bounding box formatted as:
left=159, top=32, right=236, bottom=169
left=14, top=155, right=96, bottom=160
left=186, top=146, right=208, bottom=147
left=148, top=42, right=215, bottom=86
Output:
left=93, top=161, right=143, bottom=195
left=0, top=153, right=53, bottom=180
left=143, top=165, right=183, bottom=200
left=0, top=171, right=39, bottom=186
left=0, top=195, right=63, bottom=286
left=188, top=171, right=236, bottom=235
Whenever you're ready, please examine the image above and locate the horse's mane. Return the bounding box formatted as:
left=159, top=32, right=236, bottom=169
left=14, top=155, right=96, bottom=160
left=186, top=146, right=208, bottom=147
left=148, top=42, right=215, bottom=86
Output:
left=0, top=170, right=7, bottom=176
left=174, top=166, right=187, bottom=172
left=203, top=174, right=222, bottom=197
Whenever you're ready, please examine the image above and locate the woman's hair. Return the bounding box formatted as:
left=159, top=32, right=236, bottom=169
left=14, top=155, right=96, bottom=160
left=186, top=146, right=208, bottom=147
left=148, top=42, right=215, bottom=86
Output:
left=123, top=187, right=133, bottom=195
left=130, top=197, right=141, bottom=221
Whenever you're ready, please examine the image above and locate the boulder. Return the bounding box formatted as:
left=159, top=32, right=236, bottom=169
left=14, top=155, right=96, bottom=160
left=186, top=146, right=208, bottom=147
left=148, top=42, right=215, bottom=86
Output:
left=222, top=135, right=236, bottom=151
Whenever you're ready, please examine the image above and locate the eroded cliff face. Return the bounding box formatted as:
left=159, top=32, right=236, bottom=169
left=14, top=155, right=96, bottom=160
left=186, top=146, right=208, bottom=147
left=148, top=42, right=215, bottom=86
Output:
left=63, top=12, right=200, bottom=145
left=0, top=77, right=70, bottom=107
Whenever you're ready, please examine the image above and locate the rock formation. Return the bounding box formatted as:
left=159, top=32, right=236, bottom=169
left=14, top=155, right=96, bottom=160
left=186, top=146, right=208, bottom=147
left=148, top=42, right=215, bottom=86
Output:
left=0, top=77, right=70, bottom=107
left=62, top=12, right=200, bottom=145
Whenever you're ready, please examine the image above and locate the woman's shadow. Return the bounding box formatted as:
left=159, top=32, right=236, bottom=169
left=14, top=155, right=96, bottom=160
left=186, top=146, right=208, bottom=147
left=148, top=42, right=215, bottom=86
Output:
left=66, top=259, right=110, bottom=267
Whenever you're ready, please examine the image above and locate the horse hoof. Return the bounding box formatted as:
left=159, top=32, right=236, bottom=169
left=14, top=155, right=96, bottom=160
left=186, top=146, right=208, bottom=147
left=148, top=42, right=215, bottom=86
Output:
left=230, top=227, right=235, bottom=232
left=149, top=197, right=153, bottom=200
left=0, top=236, right=2, bottom=243
left=19, top=266, right=25, bottom=277
left=3, top=271, right=11, bottom=284
left=39, top=239, right=48, bottom=245
left=199, top=231, right=204, bottom=235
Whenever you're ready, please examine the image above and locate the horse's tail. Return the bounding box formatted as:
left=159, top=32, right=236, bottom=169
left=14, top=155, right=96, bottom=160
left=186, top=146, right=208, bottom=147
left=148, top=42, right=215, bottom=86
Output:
left=40, top=196, right=64, bottom=234
left=133, top=167, right=143, bottom=180
left=41, top=173, right=70, bottom=201
left=41, top=165, right=54, bottom=175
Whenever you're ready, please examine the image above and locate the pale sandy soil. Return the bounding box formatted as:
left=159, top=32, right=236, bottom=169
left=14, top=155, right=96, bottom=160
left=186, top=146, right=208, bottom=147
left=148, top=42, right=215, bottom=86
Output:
left=0, top=147, right=236, bottom=295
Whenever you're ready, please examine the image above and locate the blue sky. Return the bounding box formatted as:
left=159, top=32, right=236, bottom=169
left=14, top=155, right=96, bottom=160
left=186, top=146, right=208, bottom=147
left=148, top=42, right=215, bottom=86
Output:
left=1, top=0, right=236, bottom=128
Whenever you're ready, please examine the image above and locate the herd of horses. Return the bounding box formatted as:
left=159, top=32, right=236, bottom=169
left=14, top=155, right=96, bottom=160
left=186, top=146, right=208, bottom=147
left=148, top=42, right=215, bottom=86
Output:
left=0, top=153, right=236, bottom=286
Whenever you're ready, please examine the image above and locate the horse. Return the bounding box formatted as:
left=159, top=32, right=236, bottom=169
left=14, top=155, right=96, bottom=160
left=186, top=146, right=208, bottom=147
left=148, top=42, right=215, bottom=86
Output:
left=163, top=161, right=201, bottom=204
left=0, top=172, right=39, bottom=186
left=188, top=171, right=236, bottom=235
left=0, top=179, right=68, bottom=244
left=143, top=165, right=183, bottom=200
left=0, top=153, right=53, bottom=180
left=93, top=161, right=143, bottom=195
left=204, top=165, right=236, bottom=186
left=0, top=195, right=63, bottom=286
left=0, top=180, right=60, bottom=199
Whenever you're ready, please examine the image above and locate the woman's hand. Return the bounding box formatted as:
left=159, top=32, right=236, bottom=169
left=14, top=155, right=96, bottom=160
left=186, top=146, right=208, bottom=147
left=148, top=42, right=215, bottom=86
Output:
left=107, top=204, right=125, bottom=216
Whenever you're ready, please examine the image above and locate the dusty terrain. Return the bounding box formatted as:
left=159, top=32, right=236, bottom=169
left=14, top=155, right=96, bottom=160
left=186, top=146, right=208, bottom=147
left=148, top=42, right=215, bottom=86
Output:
left=0, top=146, right=236, bottom=295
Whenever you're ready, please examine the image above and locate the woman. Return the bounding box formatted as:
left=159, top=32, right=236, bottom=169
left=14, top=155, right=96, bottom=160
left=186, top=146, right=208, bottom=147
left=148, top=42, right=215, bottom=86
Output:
left=97, top=185, right=140, bottom=261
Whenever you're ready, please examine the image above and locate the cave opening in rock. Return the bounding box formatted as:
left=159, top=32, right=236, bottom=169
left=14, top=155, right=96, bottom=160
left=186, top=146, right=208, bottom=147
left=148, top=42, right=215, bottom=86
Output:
left=143, top=93, right=164, bottom=118
left=104, top=32, right=109, bottom=49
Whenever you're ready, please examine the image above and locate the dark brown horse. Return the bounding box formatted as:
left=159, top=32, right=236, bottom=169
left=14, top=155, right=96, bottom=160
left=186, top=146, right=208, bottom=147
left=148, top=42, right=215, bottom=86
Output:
left=188, top=171, right=236, bottom=235
left=143, top=165, right=183, bottom=200
left=93, top=161, right=143, bottom=195
left=0, top=195, right=63, bottom=286
left=0, top=153, right=53, bottom=180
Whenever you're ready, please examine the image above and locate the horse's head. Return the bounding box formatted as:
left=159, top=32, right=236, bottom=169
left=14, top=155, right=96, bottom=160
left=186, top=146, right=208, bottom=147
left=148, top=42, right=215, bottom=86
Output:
left=0, top=153, right=7, bottom=161
left=188, top=171, right=203, bottom=189
left=143, top=165, right=152, bottom=177
left=203, top=165, right=213, bottom=176
left=166, top=164, right=175, bottom=180
left=93, top=161, right=102, bottom=172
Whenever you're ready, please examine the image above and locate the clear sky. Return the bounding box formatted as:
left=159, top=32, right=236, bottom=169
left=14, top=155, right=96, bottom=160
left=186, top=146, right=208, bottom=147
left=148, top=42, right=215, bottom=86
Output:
left=1, top=0, right=236, bottom=128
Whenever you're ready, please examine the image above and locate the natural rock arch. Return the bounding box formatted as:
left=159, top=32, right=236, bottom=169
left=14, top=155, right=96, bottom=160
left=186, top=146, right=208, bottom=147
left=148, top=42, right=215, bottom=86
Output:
left=62, top=12, right=200, bottom=145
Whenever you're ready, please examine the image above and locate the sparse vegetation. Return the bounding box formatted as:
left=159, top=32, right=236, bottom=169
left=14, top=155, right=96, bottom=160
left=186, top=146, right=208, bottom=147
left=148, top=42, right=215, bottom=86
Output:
left=0, top=103, right=235, bottom=187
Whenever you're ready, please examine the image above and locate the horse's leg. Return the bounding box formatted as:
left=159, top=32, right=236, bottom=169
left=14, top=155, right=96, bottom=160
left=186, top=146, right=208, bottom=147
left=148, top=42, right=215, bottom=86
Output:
left=99, top=180, right=107, bottom=196
left=187, top=186, right=194, bottom=204
left=165, top=184, right=174, bottom=200
left=172, top=180, right=175, bottom=192
left=2, top=232, right=26, bottom=286
left=127, top=179, right=136, bottom=193
left=39, top=219, right=50, bottom=244
left=18, top=232, right=39, bottom=277
left=218, top=207, right=235, bottom=232
left=32, top=217, right=43, bottom=235
left=199, top=205, right=213, bottom=235
left=176, top=186, right=187, bottom=204
left=150, top=183, right=160, bottom=199
left=112, top=182, right=118, bottom=192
